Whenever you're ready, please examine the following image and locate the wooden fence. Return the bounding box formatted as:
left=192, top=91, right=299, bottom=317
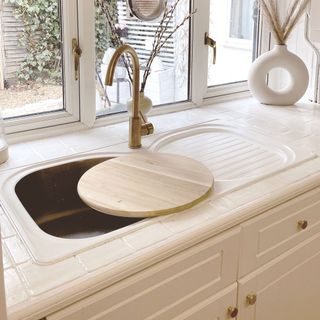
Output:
left=0, top=0, right=25, bottom=86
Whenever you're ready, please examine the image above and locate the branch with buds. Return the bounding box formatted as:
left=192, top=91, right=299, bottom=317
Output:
left=96, top=0, right=196, bottom=93
left=141, top=0, right=196, bottom=93
left=95, top=0, right=133, bottom=83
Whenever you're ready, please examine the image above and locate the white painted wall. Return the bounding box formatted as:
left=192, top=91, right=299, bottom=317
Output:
left=265, top=0, right=317, bottom=102
left=287, top=16, right=314, bottom=100
left=309, top=0, right=320, bottom=43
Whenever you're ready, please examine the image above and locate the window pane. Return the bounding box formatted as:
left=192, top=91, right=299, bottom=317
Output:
left=95, top=0, right=190, bottom=116
left=207, top=0, right=257, bottom=87
left=230, top=0, right=253, bottom=40
left=0, top=0, right=64, bottom=119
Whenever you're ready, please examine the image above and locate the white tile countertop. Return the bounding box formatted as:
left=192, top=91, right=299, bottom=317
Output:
left=1, top=98, right=320, bottom=319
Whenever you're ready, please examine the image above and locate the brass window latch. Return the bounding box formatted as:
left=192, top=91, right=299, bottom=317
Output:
left=72, top=38, right=82, bottom=81
left=204, top=32, right=216, bottom=65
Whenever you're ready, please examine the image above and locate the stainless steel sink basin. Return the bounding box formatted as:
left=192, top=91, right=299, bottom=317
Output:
left=0, top=153, right=149, bottom=264
left=15, top=158, right=142, bottom=239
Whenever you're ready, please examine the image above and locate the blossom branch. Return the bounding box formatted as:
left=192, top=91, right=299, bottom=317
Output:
left=141, top=1, right=196, bottom=93
left=95, top=0, right=133, bottom=83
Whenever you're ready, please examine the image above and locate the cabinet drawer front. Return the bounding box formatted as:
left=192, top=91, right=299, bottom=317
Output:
left=240, top=187, right=320, bottom=276
left=48, top=228, right=240, bottom=320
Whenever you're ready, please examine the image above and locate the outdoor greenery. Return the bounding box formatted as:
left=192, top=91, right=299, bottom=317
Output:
left=6, top=0, right=62, bottom=84
left=95, top=0, right=118, bottom=71
left=6, top=0, right=117, bottom=84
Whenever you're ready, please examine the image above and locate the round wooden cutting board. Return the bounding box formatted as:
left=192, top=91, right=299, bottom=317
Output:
left=77, top=152, right=214, bottom=218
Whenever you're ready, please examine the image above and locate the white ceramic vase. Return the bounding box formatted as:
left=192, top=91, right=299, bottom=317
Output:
left=248, top=45, right=309, bottom=106
left=126, top=92, right=153, bottom=120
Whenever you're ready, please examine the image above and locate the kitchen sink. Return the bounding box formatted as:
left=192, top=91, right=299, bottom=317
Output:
left=0, top=123, right=315, bottom=264
left=15, top=157, right=142, bottom=239
left=0, top=153, right=148, bottom=264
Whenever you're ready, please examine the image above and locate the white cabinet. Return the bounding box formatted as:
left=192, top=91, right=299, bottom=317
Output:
left=48, top=228, right=240, bottom=320
left=238, top=186, right=320, bottom=320
left=238, top=232, right=320, bottom=320
left=240, top=186, right=320, bottom=277
left=48, top=186, right=320, bottom=320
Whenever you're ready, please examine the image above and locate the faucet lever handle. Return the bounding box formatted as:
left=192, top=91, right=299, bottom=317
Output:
left=141, top=122, right=154, bottom=136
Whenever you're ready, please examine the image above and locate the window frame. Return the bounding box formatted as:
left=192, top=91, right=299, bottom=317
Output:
left=196, top=0, right=261, bottom=103
left=4, top=0, right=264, bottom=136
left=229, top=0, right=255, bottom=42
left=93, top=0, right=194, bottom=122
left=4, top=0, right=80, bottom=135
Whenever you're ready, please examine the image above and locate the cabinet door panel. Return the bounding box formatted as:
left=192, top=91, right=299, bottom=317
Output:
left=48, top=228, right=240, bottom=320
left=238, top=232, right=320, bottom=320
left=240, top=187, right=320, bottom=276
left=174, top=284, right=237, bottom=320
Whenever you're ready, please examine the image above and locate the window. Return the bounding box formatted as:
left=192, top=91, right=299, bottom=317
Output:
left=0, top=0, right=261, bottom=134
left=0, top=0, right=79, bottom=133
left=207, top=0, right=257, bottom=88
left=230, top=0, right=254, bottom=40
left=95, top=0, right=190, bottom=117
left=0, top=0, right=64, bottom=119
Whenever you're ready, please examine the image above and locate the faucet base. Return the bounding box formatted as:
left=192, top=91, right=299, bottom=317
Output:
left=129, top=116, right=142, bottom=149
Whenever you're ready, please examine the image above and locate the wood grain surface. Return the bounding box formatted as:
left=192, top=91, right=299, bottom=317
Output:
left=77, top=152, right=214, bottom=218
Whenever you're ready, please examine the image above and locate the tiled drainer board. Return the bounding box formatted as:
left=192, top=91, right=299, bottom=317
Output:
left=149, top=124, right=313, bottom=182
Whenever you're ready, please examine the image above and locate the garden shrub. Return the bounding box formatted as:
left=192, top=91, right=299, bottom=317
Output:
left=96, top=0, right=118, bottom=71
left=6, top=0, right=62, bottom=84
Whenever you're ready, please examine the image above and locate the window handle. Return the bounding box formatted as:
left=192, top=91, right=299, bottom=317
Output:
left=72, top=38, right=82, bottom=81
left=204, top=32, right=216, bottom=65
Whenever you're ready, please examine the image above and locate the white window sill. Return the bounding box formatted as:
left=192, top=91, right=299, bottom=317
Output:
left=5, top=91, right=251, bottom=144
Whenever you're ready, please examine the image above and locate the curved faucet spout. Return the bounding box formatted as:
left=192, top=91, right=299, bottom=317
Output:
left=105, top=45, right=140, bottom=118
left=105, top=44, right=153, bottom=149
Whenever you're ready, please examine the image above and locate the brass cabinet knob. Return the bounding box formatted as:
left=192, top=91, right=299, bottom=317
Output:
left=298, top=220, right=308, bottom=230
left=228, top=306, right=238, bottom=318
left=246, top=293, right=257, bottom=305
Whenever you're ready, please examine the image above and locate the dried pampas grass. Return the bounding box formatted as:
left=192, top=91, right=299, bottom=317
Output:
left=259, top=0, right=310, bottom=44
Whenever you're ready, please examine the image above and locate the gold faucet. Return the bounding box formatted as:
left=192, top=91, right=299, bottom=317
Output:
left=105, top=44, right=154, bottom=149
